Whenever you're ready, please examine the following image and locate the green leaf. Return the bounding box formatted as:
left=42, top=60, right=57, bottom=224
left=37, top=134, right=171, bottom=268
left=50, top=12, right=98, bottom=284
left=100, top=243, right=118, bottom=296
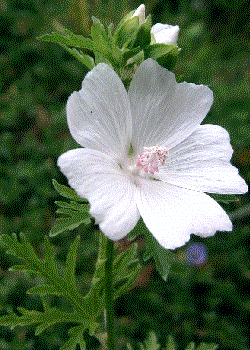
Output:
left=230, top=202, right=250, bottom=221
left=145, top=231, right=173, bottom=281
left=50, top=181, right=91, bottom=236
left=185, top=343, right=196, bottom=350
left=196, top=344, right=219, bottom=350
left=50, top=211, right=90, bottom=236
left=91, top=17, right=110, bottom=54
left=43, top=234, right=57, bottom=266
left=144, top=44, right=179, bottom=70
left=9, top=264, right=39, bottom=274
left=0, top=234, right=87, bottom=318
left=0, top=308, right=82, bottom=334
left=143, top=331, right=160, bottom=350
left=165, top=335, right=176, bottom=350
left=113, top=243, right=141, bottom=298
left=37, top=30, right=94, bottom=51
left=0, top=233, right=105, bottom=348
left=0, top=233, right=40, bottom=271
left=91, top=16, right=122, bottom=66
left=61, top=325, right=86, bottom=350
left=59, top=44, right=95, bottom=70
left=55, top=200, right=89, bottom=211
left=113, top=243, right=138, bottom=279
left=27, top=284, right=63, bottom=296
left=209, top=193, right=240, bottom=204
left=64, top=235, right=81, bottom=292
left=52, top=179, right=87, bottom=202
left=33, top=309, right=83, bottom=336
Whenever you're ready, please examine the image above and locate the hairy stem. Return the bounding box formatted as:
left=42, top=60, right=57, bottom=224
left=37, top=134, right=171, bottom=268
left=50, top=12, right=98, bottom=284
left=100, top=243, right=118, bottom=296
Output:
left=104, top=235, right=115, bottom=350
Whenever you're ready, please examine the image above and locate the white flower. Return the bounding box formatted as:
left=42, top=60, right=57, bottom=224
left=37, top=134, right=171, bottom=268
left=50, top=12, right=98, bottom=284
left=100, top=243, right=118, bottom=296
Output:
left=58, top=59, right=248, bottom=250
left=132, top=4, right=179, bottom=44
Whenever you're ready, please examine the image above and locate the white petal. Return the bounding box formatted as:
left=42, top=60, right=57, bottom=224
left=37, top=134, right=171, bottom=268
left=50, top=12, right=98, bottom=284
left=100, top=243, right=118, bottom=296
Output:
left=128, top=59, right=213, bottom=154
left=157, top=124, right=248, bottom=194
left=136, top=179, right=232, bottom=250
left=58, top=148, right=140, bottom=240
left=67, top=63, right=132, bottom=160
left=132, top=4, right=145, bottom=25
left=151, top=23, right=179, bottom=44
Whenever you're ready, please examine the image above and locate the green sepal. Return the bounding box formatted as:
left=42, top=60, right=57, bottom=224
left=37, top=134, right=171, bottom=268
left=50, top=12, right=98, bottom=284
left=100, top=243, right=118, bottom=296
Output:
left=122, top=46, right=143, bottom=65
left=144, top=43, right=179, bottom=70
left=114, top=13, right=151, bottom=51
left=133, top=15, right=152, bottom=50
left=128, top=219, right=174, bottom=281
left=113, top=9, right=137, bottom=45
left=114, top=16, right=140, bottom=49
left=113, top=9, right=135, bottom=36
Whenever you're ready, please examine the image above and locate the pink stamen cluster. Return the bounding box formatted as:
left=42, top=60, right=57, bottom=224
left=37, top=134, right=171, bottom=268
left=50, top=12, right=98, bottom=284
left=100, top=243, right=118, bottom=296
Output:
left=136, top=146, right=168, bottom=175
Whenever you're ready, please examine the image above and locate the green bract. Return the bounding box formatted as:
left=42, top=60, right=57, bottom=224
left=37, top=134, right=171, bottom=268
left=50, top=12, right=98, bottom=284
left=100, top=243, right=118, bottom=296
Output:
left=37, top=11, right=179, bottom=77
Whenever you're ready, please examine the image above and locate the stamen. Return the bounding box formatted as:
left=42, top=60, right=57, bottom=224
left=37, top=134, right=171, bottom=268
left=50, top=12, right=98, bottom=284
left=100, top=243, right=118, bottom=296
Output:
left=136, top=146, right=168, bottom=175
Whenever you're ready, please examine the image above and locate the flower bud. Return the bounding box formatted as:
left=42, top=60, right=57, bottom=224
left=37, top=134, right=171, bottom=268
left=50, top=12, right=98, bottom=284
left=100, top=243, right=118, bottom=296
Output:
left=132, top=4, right=145, bottom=25
left=151, top=23, right=179, bottom=44
left=114, top=4, right=151, bottom=49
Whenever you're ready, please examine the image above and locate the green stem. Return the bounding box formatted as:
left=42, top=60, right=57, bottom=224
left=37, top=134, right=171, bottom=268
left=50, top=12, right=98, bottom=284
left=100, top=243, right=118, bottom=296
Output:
left=104, top=236, right=115, bottom=350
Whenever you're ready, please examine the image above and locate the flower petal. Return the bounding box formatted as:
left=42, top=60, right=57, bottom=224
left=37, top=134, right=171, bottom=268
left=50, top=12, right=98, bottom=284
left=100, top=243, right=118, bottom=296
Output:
left=129, top=59, right=213, bottom=153
left=157, top=124, right=248, bottom=194
left=58, top=148, right=140, bottom=240
left=151, top=23, right=179, bottom=44
left=132, top=4, right=145, bottom=24
left=67, top=63, right=132, bottom=160
left=135, top=178, right=232, bottom=250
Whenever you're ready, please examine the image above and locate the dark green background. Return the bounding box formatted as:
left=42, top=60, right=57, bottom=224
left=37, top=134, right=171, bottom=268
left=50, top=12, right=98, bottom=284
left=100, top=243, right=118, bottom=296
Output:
left=0, top=0, right=250, bottom=349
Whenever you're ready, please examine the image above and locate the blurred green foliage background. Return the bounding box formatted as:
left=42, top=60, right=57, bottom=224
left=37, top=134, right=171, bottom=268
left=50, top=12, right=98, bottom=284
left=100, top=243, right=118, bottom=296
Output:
left=0, top=0, right=250, bottom=349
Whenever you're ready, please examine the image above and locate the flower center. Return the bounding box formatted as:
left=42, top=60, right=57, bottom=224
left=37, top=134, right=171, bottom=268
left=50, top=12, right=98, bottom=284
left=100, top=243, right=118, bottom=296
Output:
left=136, top=146, right=168, bottom=175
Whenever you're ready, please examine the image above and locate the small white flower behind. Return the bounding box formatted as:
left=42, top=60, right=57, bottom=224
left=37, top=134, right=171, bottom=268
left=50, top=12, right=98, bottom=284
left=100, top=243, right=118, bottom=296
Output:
left=132, top=3, right=180, bottom=44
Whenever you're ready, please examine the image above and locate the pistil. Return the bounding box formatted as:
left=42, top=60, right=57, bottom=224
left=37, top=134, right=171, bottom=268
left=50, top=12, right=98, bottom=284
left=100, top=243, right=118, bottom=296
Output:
left=136, top=146, right=168, bottom=175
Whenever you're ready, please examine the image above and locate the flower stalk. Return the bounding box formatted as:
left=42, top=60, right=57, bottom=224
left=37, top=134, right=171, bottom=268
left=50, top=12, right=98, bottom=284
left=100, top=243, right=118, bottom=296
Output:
left=104, top=235, right=115, bottom=350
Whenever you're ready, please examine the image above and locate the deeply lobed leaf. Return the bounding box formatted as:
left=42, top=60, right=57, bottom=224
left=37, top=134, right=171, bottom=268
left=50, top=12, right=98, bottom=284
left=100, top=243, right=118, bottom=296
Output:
left=37, top=30, right=94, bottom=51
left=50, top=180, right=91, bottom=237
